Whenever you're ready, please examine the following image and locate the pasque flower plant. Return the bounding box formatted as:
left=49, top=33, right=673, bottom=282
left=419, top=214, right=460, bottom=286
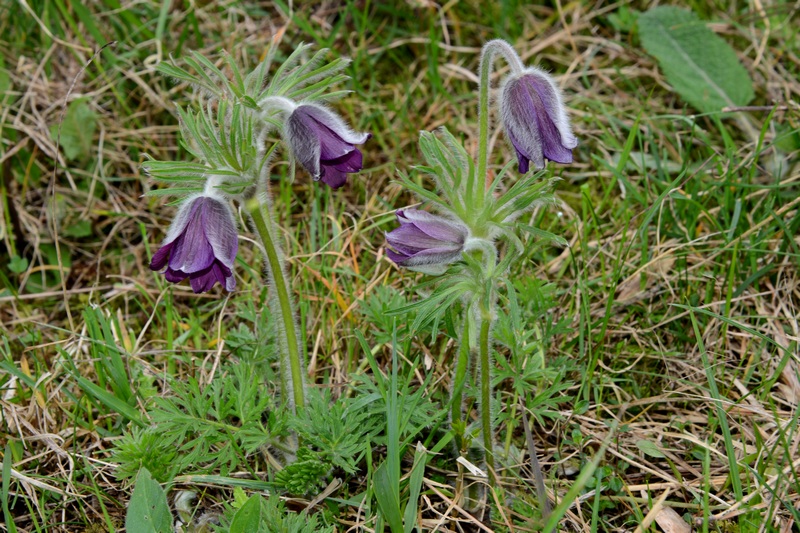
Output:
left=142, top=37, right=570, bottom=498
left=145, top=46, right=368, bottom=420
left=386, top=39, right=576, bottom=482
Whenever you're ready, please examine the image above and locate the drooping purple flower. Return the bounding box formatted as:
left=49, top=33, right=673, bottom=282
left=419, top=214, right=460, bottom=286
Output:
left=500, top=68, right=578, bottom=173
left=286, top=104, right=370, bottom=189
left=149, top=195, right=238, bottom=293
left=385, top=209, right=469, bottom=269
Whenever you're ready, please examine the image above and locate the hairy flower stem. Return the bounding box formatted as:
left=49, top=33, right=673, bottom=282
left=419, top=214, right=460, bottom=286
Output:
left=478, top=304, right=495, bottom=481
left=451, top=310, right=472, bottom=452
left=470, top=47, right=522, bottom=469
left=247, top=194, right=305, bottom=415
left=474, top=51, right=492, bottom=212
left=476, top=40, right=524, bottom=212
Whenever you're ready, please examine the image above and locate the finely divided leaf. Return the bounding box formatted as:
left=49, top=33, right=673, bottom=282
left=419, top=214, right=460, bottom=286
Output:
left=638, top=6, right=753, bottom=113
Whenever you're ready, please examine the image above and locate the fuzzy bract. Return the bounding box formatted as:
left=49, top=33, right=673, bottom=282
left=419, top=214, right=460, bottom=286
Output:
left=500, top=68, right=577, bottom=173
left=149, top=194, right=238, bottom=293
left=286, top=104, right=370, bottom=189
left=385, top=209, right=468, bottom=269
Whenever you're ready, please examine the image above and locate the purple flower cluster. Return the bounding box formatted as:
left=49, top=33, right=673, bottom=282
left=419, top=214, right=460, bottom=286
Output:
left=151, top=103, right=369, bottom=293
left=386, top=55, right=577, bottom=271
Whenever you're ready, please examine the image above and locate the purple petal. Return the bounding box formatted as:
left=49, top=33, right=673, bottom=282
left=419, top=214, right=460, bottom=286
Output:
left=162, top=196, right=202, bottom=244
left=300, top=105, right=370, bottom=145
left=404, top=247, right=463, bottom=263
left=287, top=113, right=322, bottom=178
left=187, top=261, right=231, bottom=294
left=319, top=166, right=348, bottom=189
left=385, top=209, right=468, bottom=269
left=502, top=71, right=576, bottom=170
left=387, top=246, right=463, bottom=266
left=209, top=262, right=234, bottom=292
left=189, top=265, right=216, bottom=294
left=203, top=198, right=238, bottom=268
left=520, top=76, right=574, bottom=161
left=518, top=76, right=574, bottom=163
left=166, top=198, right=216, bottom=273
left=505, top=80, right=545, bottom=170
left=151, top=195, right=239, bottom=292
left=386, top=225, right=452, bottom=252
left=397, top=210, right=467, bottom=244
left=291, top=106, right=354, bottom=165
left=185, top=261, right=235, bottom=294
left=164, top=268, right=188, bottom=283
left=386, top=248, right=411, bottom=263
left=150, top=242, right=173, bottom=271
left=505, top=125, right=532, bottom=173
left=223, top=266, right=236, bottom=291
left=150, top=197, right=205, bottom=272
left=386, top=240, right=425, bottom=257
left=168, top=230, right=215, bottom=274
left=288, top=104, right=369, bottom=186
left=325, top=149, right=363, bottom=173
left=314, top=125, right=355, bottom=161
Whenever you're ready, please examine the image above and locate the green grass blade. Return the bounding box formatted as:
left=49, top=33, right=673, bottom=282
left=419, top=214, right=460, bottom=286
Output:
left=688, top=310, right=743, bottom=501
left=403, top=442, right=429, bottom=533
left=2, top=443, right=18, bottom=533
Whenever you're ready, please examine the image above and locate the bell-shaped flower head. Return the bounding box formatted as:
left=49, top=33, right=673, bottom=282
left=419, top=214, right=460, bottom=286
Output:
left=499, top=67, right=578, bottom=173
left=385, top=209, right=469, bottom=270
left=286, top=104, right=370, bottom=189
left=149, top=194, right=238, bottom=293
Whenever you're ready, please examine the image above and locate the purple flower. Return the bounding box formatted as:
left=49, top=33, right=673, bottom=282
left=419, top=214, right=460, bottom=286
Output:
left=385, top=210, right=468, bottom=268
left=286, top=104, right=370, bottom=189
left=149, top=195, right=238, bottom=293
left=500, top=68, right=578, bottom=173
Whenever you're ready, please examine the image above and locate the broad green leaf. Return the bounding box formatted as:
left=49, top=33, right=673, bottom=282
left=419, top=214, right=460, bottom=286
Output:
left=636, top=439, right=666, bottom=459
left=7, top=256, right=28, bottom=274
left=52, top=99, right=97, bottom=161
left=63, top=220, right=93, bottom=238
left=638, top=7, right=753, bottom=113
left=125, top=468, right=172, bottom=533
left=374, top=461, right=403, bottom=533
left=0, top=57, right=11, bottom=97
left=229, top=494, right=265, bottom=533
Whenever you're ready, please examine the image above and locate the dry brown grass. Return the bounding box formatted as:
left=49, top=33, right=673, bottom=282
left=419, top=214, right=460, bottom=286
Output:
left=1, top=1, right=799, bottom=531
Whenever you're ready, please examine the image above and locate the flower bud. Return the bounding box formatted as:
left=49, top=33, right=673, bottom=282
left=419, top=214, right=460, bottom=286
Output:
left=499, top=68, right=577, bottom=173
left=286, top=104, right=370, bottom=189
left=150, top=194, right=238, bottom=293
left=385, top=209, right=468, bottom=270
